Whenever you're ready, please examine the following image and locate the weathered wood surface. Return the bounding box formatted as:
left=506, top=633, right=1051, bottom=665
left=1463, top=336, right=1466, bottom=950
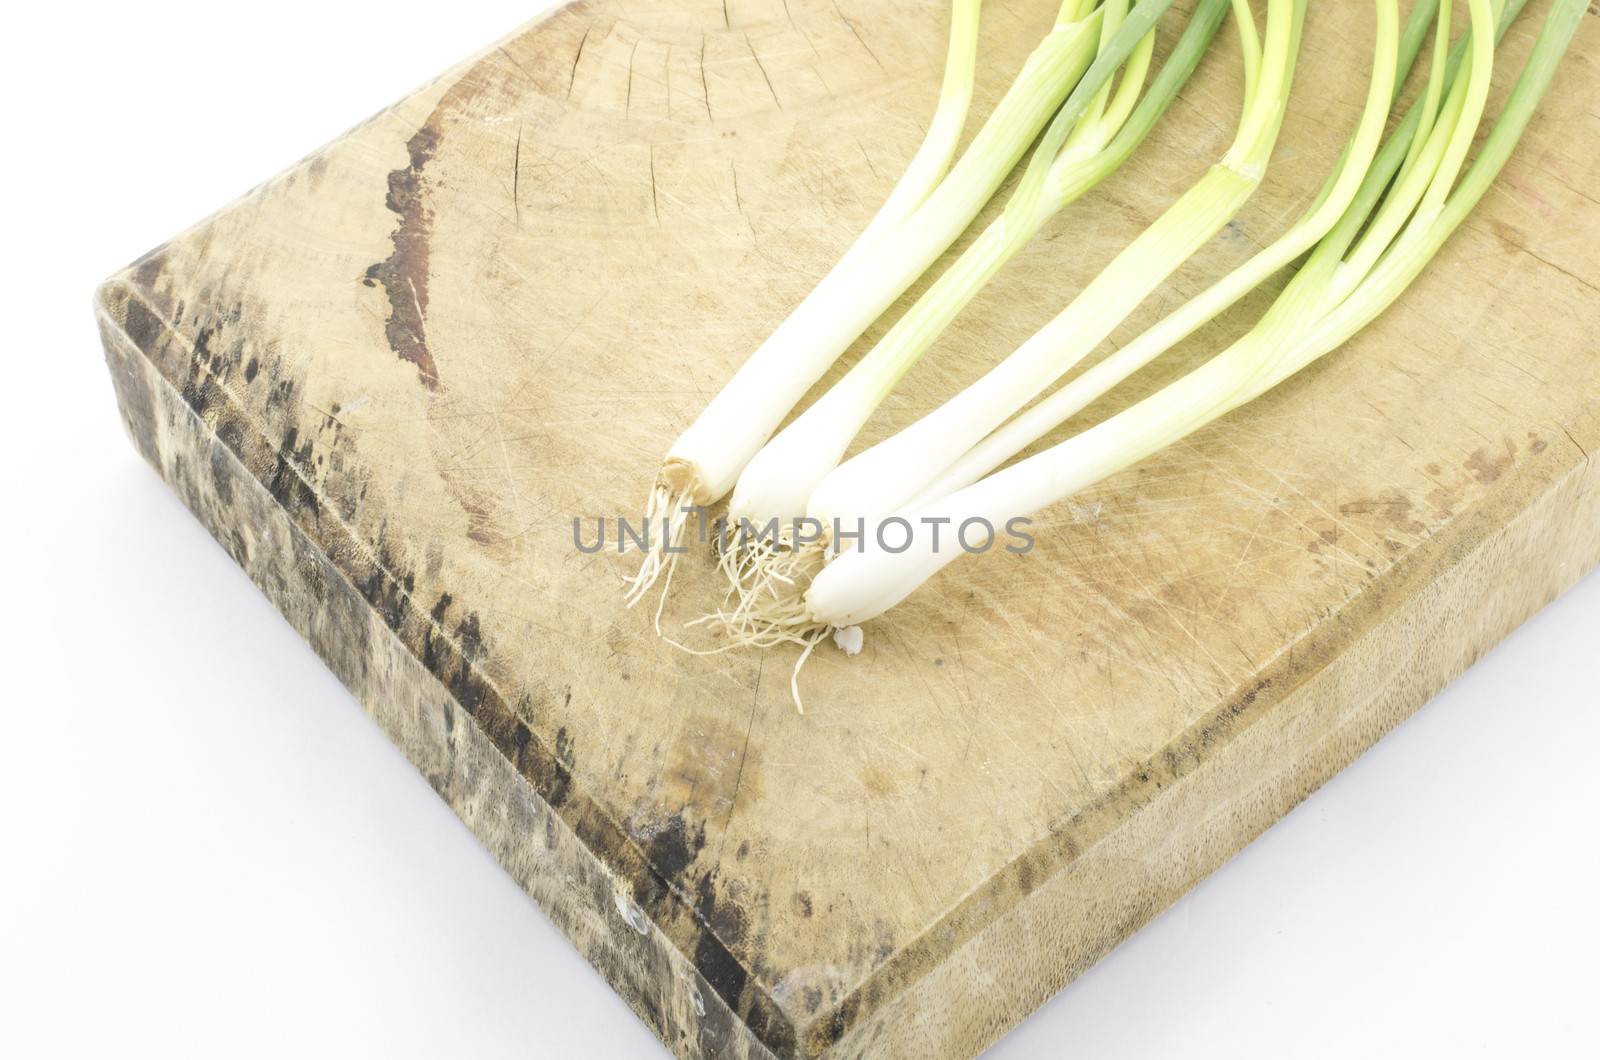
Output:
left=95, top=1, right=1600, bottom=1056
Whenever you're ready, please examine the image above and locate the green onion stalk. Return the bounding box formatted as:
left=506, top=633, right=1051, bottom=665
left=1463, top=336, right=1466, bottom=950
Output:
left=805, top=0, right=1309, bottom=551
left=718, top=0, right=1308, bottom=636
left=627, top=0, right=1159, bottom=607
left=804, top=0, right=1583, bottom=643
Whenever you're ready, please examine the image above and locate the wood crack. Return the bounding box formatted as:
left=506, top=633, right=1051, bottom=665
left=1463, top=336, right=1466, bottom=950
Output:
left=512, top=124, right=522, bottom=223
left=832, top=0, right=884, bottom=70
left=746, top=33, right=783, bottom=111
left=649, top=144, right=660, bottom=224
left=567, top=23, right=592, bottom=100
left=1562, top=424, right=1590, bottom=462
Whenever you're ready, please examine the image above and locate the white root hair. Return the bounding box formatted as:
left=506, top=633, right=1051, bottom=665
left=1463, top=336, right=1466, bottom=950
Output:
left=622, top=482, right=695, bottom=629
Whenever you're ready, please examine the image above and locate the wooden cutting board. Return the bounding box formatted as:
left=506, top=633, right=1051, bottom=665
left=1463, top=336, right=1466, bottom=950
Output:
left=94, top=1, right=1599, bottom=1056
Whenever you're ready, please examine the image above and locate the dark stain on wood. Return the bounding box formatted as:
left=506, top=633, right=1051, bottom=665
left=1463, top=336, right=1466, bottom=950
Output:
left=1466, top=440, right=1518, bottom=486
left=644, top=813, right=706, bottom=896
left=364, top=123, right=443, bottom=389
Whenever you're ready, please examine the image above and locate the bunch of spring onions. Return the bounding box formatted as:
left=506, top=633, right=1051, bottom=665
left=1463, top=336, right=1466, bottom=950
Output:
left=626, top=0, right=1184, bottom=605
left=724, top=0, right=1226, bottom=548
left=716, top=0, right=1309, bottom=624
left=906, top=0, right=1515, bottom=506
left=726, top=0, right=1583, bottom=707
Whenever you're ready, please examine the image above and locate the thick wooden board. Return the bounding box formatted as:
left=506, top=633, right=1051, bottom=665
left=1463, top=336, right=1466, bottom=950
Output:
left=95, top=2, right=1599, bottom=1057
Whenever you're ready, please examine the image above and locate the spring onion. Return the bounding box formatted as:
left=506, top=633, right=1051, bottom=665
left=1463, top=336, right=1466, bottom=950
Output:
left=709, top=0, right=1304, bottom=639
left=805, top=0, right=1308, bottom=546
left=724, top=0, right=1217, bottom=539
left=800, top=0, right=1584, bottom=636
left=905, top=0, right=1532, bottom=510
left=626, top=0, right=1170, bottom=605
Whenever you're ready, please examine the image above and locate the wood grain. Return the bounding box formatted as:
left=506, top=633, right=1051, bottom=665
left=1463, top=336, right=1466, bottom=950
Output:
left=95, top=1, right=1600, bottom=1056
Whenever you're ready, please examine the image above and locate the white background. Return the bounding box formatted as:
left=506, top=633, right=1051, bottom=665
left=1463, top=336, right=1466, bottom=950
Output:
left=2, top=2, right=1596, bottom=1057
